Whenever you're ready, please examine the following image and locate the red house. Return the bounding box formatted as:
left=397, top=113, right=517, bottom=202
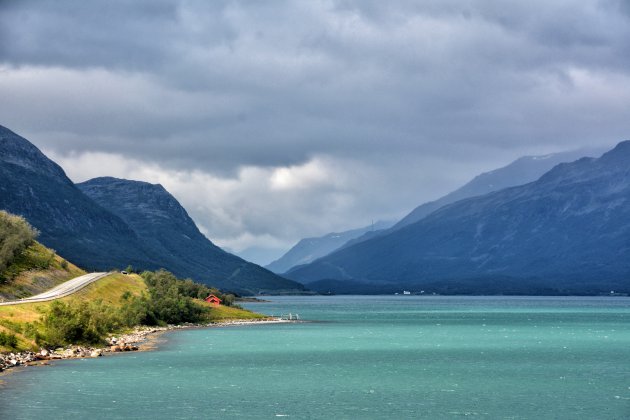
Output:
left=205, top=294, right=222, bottom=306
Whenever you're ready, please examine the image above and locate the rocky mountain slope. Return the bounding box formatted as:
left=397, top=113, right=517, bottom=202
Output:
left=265, top=220, right=393, bottom=274
left=0, top=125, right=305, bottom=295
left=287, top=141, right=630, bottom=295
left=0, top=125, right=154, bottom=271
left=393, top=149, right=604, bottom=230
left=78, top=177, right=304, bottom=294
left=343, top=149, right=605, bottom=250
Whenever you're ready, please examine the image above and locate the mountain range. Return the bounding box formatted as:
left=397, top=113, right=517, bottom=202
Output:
left=341, top=148, right=605, bottom=250
left=286, top=141, right=630, bottom=295
left=272, top=148, right=603, bottom=275
left=265, top=220, right=393, bottom=274
left=0, top=125, right=304, bottom=295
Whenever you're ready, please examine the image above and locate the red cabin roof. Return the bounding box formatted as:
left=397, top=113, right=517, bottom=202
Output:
left=205, top=294, right=222, bottom=305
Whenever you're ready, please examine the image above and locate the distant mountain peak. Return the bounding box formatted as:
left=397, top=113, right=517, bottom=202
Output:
left=266, top=220, right=394, bottom=274
left=390, top=147, right=607, bottom=231
left=0, top=125, right=68, bottom=181
left=600, top=139, right=630, bottom=162
left=78, top=177, right=201, bottom=233
left=83, top=177, right=168, bottom=193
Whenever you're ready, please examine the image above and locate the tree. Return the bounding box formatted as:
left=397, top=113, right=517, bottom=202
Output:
left=0, top=211, right=39, bottom=275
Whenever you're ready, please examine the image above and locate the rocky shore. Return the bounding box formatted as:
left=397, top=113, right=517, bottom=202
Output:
left=0, top=317, right=292, bottom=374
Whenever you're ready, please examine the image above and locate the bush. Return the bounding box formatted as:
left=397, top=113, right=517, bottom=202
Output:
left=0, top=211, right=39, bottom=275
left=38, top=300, right=123, bottom=347
left=0, top=331, right=19, bottom=349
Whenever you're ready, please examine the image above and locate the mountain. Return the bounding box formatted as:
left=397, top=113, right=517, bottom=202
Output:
left=0, top=125, right=155, bottom=271
left=393, top=149, right=605, bottom=230
left=286, top=141, right=630, bottom=295
left=231, top=246, right=287, bottom=267
left=343, top=149, right=605, bottom=249
left=265, top=220, right=393, bottom=274
left=0, top=125, right=304, bottom=295
left=77, top=177, right=305, bottom=295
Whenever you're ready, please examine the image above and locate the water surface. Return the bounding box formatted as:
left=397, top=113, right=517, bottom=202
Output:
left=2, top=296, right=629, bottom=419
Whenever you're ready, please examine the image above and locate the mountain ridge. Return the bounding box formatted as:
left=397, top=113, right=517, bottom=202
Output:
left=343, top=148, right=606, bottom=250
left=0, top=125, right=305, bottom=295
left=286, top=140, right=630, bottom=295
left=0, top=125, right=155, bottom=271
left=265, top=220, right=393, bottom=274
left=78, top=177, right=304, bottom=294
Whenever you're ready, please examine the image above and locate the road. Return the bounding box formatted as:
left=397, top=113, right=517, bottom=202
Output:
left=0, top=272, right=110, bottom=306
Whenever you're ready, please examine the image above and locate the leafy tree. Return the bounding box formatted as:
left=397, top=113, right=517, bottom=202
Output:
left=0, top=211, right=39, bottom=276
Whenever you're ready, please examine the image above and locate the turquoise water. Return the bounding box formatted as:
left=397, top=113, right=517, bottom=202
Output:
left=2, top=296, right=630, bottom=419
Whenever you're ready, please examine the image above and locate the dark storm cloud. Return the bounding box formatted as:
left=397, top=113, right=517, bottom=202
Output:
left=2, top=0, right=629, bottom=173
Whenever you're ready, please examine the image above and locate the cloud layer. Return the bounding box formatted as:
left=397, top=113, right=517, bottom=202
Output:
left=2, top=1, right=629, bottom=263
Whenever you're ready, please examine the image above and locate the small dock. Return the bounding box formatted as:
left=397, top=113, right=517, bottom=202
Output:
left=279, top=313, right=300, bottom=321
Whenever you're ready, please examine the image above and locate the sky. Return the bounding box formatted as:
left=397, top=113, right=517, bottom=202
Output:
left=1, top=0, right=629, bottom=264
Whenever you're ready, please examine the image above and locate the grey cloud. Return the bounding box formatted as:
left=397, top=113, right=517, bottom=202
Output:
left=2, top=1, right=628, bottom=173
left=1, top=0, right=629, bottom=253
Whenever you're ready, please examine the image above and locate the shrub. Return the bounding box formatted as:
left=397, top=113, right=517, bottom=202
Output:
left=0, top=211, right=39, bottom=275
left=38, top=300, right=123, bottom=347
left=0, top=331, right=19, bottom=349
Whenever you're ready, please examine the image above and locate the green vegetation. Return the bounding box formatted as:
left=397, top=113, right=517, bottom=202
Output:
left=0, top=331, right=18, bottom=349
left=0, top=269, right=265, bottom=351
left=37, top=300, right=123, bottom=347
left=0, top=273, right=145, bottom=351
left=0, top=241, right=85, bottom=299
left=0, top=211, right=39, bottom=279
left=0, top=209, right=86, bottom=300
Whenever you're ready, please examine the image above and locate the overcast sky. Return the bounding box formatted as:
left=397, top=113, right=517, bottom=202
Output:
left=1, top=0, right=629, bottom=264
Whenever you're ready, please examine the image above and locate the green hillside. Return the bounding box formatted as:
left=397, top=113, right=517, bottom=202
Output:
left=0, top=271, right=265, bottom=352
left=0, top=211, right=266, bottom=353
left=0, top=273, right=146, bottom=352
left=1, top=211, right=86, bottom=300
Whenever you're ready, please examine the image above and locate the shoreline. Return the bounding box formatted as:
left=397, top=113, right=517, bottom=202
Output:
left=0, top=317, right=297, bottom=378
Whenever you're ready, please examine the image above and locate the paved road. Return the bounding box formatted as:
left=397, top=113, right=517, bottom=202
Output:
left=0, top=272, right=110, bottom=306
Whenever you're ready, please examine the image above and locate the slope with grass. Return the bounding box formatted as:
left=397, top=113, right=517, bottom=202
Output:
left=0, top=270, right=267, bottom=353
left=0, top=272, right=146, bottom=352
left=0, top=243, right=85, bottom=300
